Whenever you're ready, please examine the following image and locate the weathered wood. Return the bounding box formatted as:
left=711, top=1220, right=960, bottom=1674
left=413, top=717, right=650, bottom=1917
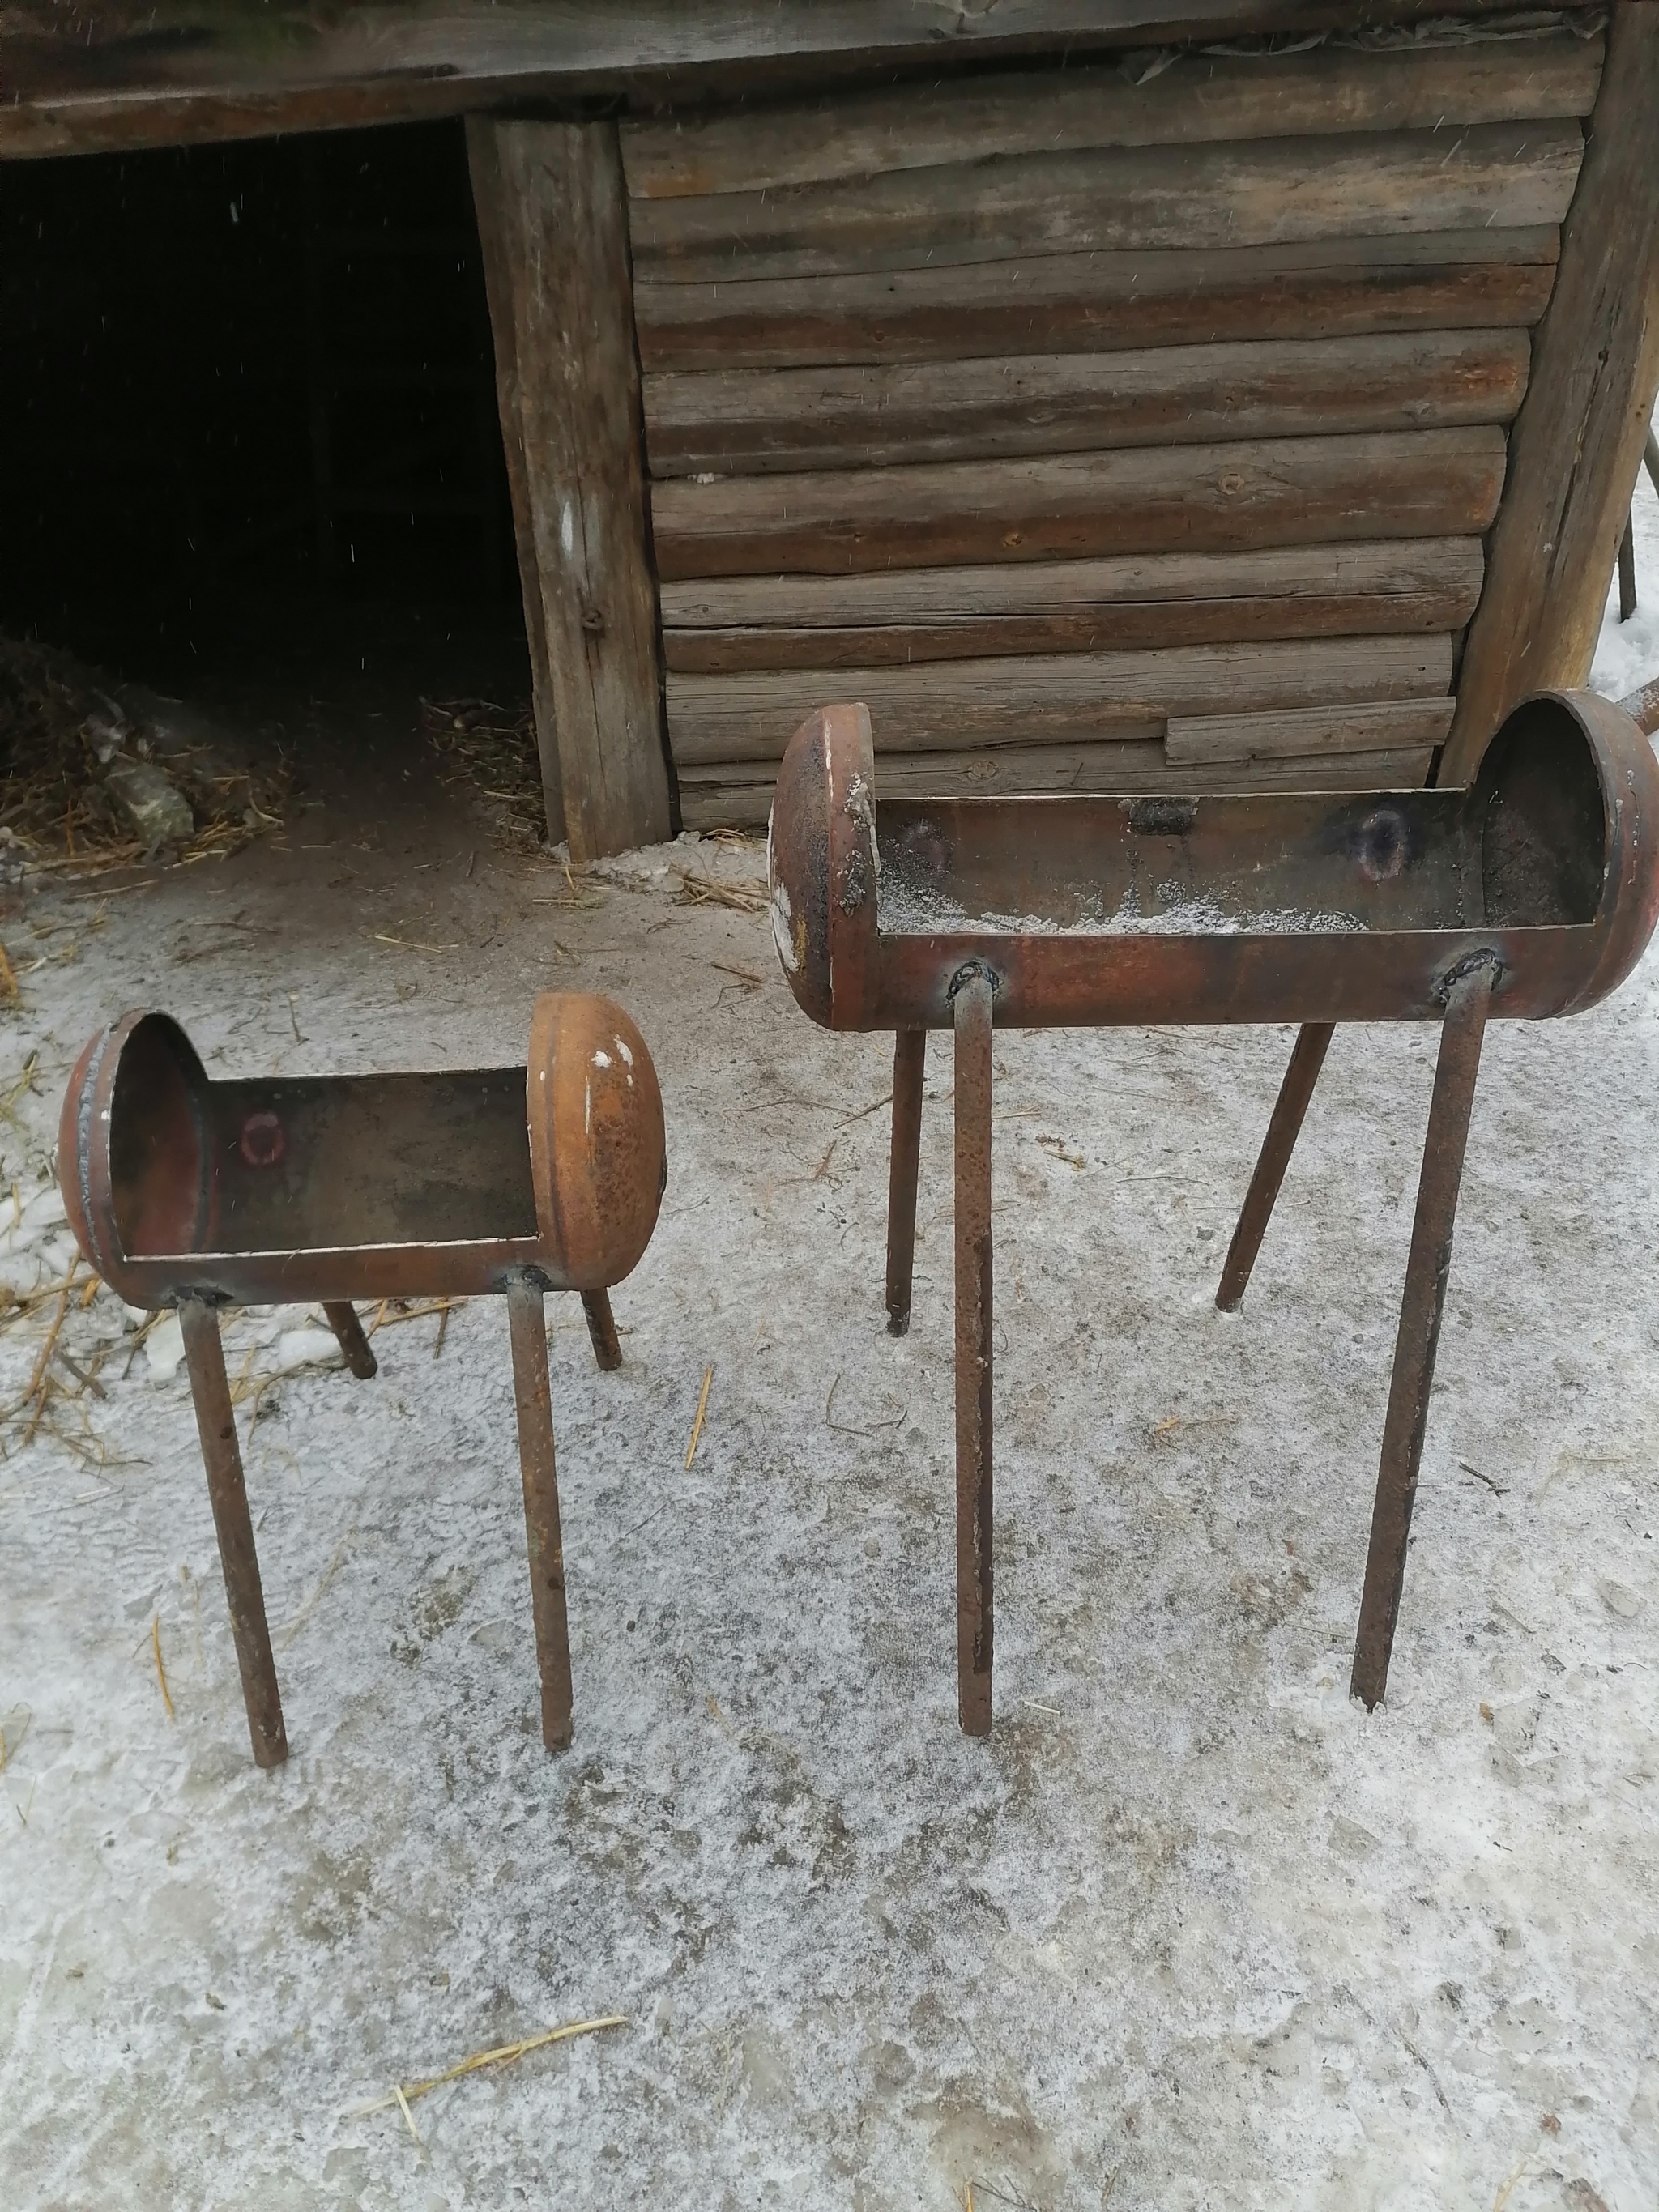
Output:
left=661, top=537, right=1482, bottom=629
left=468, top=118, right=672, bottom=860
left=0, top=2, right=1577, bottom=140
left=637, top=230, right=1562, bottom=372
left=467, top=119, right=566, bottom=846
left=650, top=428, right=1507, bottom=579
left=661, top=538, right=1483, bottom=667
left=625, top=36, right=1603, bottom=198
left=676, top=739, right=1435, bottom=827
left=643, top=329, right=1530, bottom=477
left=632, top=123, right=1583, bottom=284
left=667, top=633, right=1454, bottom=764
left=1165, top=697, right=1455, bottom=766
left=1442, top=4, right=1659, bottom=785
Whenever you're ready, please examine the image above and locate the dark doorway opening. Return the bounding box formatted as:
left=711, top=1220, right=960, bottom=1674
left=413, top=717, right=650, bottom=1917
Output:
left=0, top=119, right=527, bottom=699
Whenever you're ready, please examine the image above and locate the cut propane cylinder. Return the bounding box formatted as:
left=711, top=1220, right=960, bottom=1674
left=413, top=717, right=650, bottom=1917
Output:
left=58, top=991, right=667, bottom=1767
left=768, top=689, right=1659, bottom=1732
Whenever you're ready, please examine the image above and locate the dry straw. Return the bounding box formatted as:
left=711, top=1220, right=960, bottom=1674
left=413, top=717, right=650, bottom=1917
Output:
left=350, top=2014, right=628, bottom=2122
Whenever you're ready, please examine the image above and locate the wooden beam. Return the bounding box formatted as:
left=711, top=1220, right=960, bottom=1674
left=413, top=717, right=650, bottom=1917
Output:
left=661, top=536, right=1482, bottom=629
left=630, top=122, right=1583, bottom=284
left=667, top=632, right=1453, bottom=764
left=468, top=120, right=565, bottom=849
left=642, top=330, right=1529, bottom=477
left=650, top=428, right=1507, bottom=579
left=467, top=117, right=672, bottom=861
left=659, top=539, right=1483, bottom=667
left=623, top=34, right=1602, bottom=198
left=0, top=3, right=1578, bottom=160
left=1440, top=0, right=1659, bottom=785
left=1164, top=696, right=1455, bottom=765
left=677, top=739, right=1435, bottom=827
left=636, top=230, right=1562, bottom=372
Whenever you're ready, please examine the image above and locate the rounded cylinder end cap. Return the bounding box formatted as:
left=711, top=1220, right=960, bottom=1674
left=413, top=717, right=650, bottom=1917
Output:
left=57, top=1026, right=105, bottom=1274
left=767, top=703, right=868, bottom=1026
left=526, top=994, right=666, bottom=1289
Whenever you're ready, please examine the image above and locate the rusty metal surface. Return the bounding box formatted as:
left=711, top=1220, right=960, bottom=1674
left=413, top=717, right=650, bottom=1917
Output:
left=770, top=688, right=1659, bottom=1734
left=1350, top=961, right=1494, bottom=1709
left=58, top=991, right=665, bottom=1310
left=581, top=1289, right=622, bottom=1373
left=507, top=1276, right=574, bottom=1753
left=1216, top=1023, right=1335, bottom=1313
left=1619, top=674, right=1659, bottom=735
left=322, top=1301, right=378, bottom=1379
left=179, top=1297, right=288, bottom=1769
left=885, top=1029, right=925, bottom=1337
left=768, top=693, right=1659, bottom=1034
left=953, top=969, right=994, bottom=1739
left=58, top=991, right=666, bottom=1767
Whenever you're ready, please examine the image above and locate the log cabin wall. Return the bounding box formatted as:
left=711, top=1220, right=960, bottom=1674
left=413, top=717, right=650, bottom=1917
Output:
left=621, top=25, right=1606, bottom=830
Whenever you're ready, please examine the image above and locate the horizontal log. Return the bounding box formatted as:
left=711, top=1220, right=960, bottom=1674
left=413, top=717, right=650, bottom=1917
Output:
left=1164, top=697, right=1455, bottom=765
left=634, top=228, right=1561, bottom=373
left=631, top=122, right=1582, bottom=283
left=660, top=535, right=1484, bottom=628
left=643, top=328, right=1530, bottom=476
left=624, top=36, right=1602, bottom=198
left=650, top=428, right=1507, bottom=579
left=667, top=633, right=1454, bottom=763
left=0, top=2, right=1582, bottom=159
left=660, top=536, right=1483, bottom=667
left=676, top=741, right=1435, bottom=827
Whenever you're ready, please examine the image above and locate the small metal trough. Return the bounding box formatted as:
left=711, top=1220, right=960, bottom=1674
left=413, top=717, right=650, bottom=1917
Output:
left=58, top=991, right=666, bottom=1767
left=768, top=690, right=1659, bottom=1733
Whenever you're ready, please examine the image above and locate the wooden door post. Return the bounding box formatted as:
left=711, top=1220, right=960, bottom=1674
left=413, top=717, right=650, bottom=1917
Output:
left=1440, top=1, right=1659, bottom=786
left=468, top=117, right=672, bottom=860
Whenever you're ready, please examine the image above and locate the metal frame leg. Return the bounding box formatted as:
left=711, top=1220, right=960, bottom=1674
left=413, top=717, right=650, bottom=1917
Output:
left=885, top=1028, right=926, bottom=1336
left=953, top=971, right=994, bottom=1737
left=1619, top=512, right=1638, bottom=621
left=506, top=1276, right=574, bottom=1750
left=1216, top=1023, right=1335, bottom=1311
left=179, top=1297, right=288, bottom=1767
left=1350, top=963, right=1495, bottom=1709
left=322, top=1300, right=378, bottom=1379
left=581, top=1289, right=621, bottom=1372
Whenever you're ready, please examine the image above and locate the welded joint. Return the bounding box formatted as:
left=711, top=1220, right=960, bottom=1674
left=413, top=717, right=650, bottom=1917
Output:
left=1434, top=948, right=1503, bottom=1005
left=948, top=960, right=999, bottom=1004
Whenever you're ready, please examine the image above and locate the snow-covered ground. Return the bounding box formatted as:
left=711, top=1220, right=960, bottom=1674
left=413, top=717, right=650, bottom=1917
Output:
left=3, top=443, right=1659, bottom=2210
left=1589, top=416, right=1659, bottom=705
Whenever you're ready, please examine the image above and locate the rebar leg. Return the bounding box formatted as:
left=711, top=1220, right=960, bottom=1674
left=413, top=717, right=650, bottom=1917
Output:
left=885, top=1028, right=927, bottom=1336
left=1350, top=963, right=1495, bottom=1710
left=179, top=1297, right=288, bottom=1768
left=953, top=971, right=994, bottom=1737
left=506, top=1277, right=574, bottom=1751
left=322, top=1300, right=378, bottom=1379
left=1216, top=1023, right=1336, bottom=1311
left=1619, top=514, right=1637, bottom=622
left=581, top=1289, right=621, bottom=1373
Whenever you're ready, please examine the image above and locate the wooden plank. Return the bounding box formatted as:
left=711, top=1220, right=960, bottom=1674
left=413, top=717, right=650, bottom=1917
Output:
left=635, top=230, right=1562, bottom=372
left=661, top=536, right=1484, bottom=628
left=1442, top=2, right=1659, bottom=785
left=677, top=741, right=1435, bottom=827
left=467, top=119, right=672, bottom=862
left=667, top=633, right=1454, bottom=765
left=466, top=120, right=566, bottom=847
left=631, top=122, right=1583, bottom=284
left=642, top=330, right=1530, bottom=477
left=625, top=36, right=1603, bottom=198
left=0, top=3, right=1568, bottom=152
left=1165, top=697, right=1456, bottom=766
left=650, top=428, right=1507, bottom=580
